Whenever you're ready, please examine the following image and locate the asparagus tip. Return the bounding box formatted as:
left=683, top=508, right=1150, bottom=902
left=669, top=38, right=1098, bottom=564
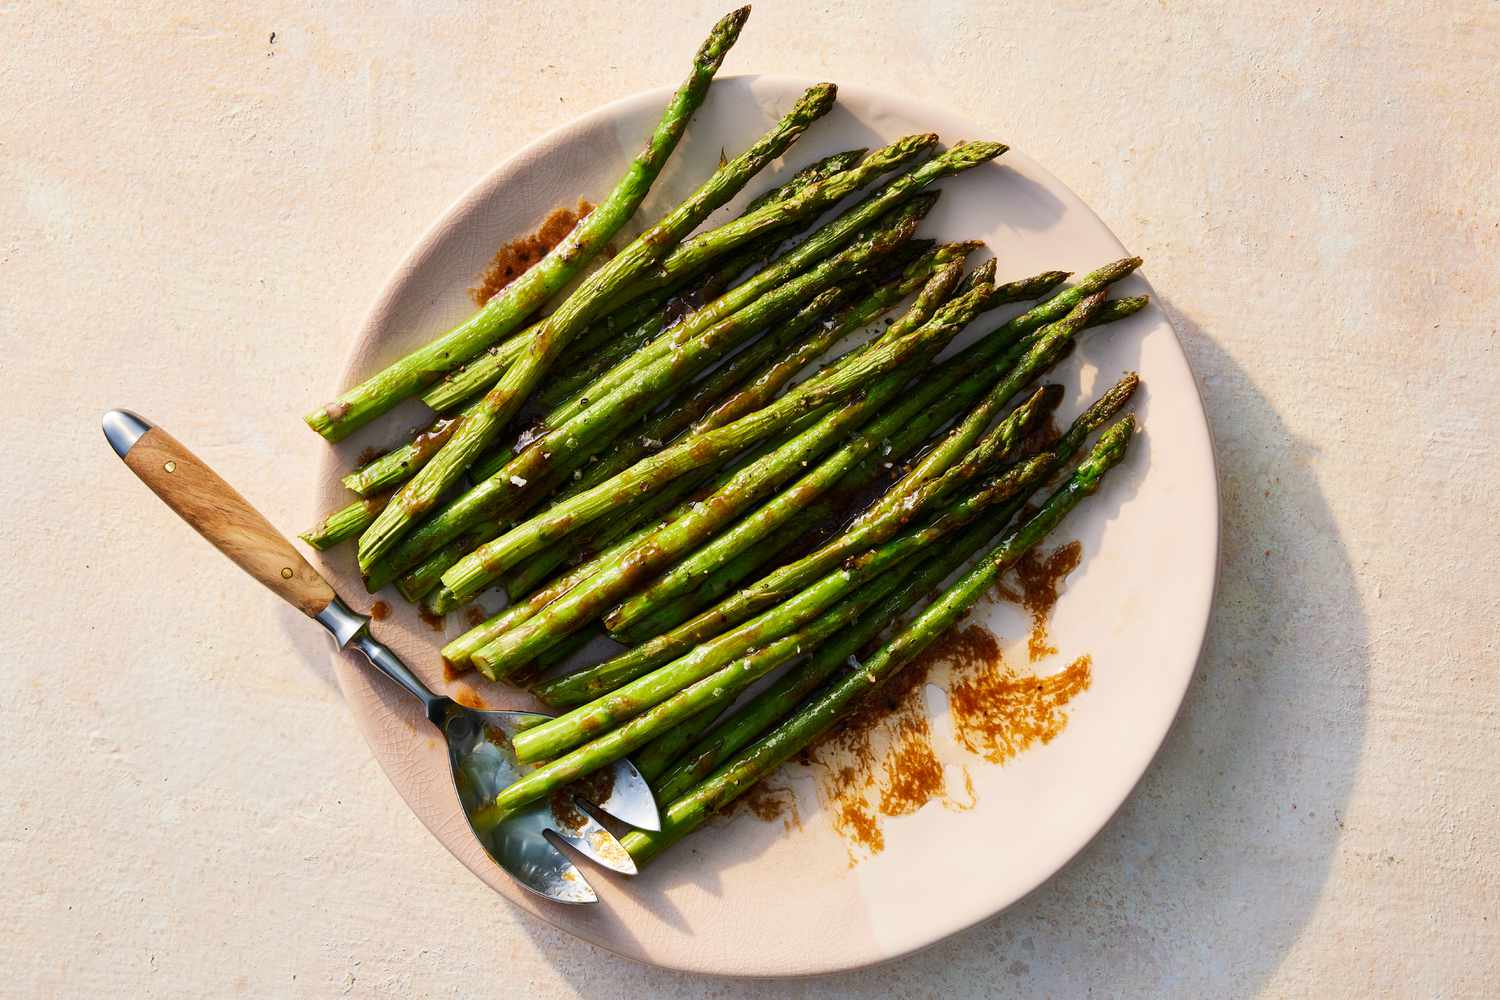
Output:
left=699, top=6, right=752, bottom=63
left=801, top=82, right=839, bottom=112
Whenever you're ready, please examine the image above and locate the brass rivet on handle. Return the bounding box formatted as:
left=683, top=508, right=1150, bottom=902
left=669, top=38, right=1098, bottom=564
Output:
left=280, top=567, right=293, bottom=579
left=163, top=461, right=176, bottom=473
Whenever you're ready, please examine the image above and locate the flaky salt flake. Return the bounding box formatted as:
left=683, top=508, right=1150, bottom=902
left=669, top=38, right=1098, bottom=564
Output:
left=509, top=475, right=528, bottom=487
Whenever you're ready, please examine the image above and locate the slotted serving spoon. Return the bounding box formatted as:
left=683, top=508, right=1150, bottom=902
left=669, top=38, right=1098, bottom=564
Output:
left=102, top=409, right=658, bottom=904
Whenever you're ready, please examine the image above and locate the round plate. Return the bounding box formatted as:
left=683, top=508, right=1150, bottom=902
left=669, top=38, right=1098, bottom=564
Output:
left=310, top=75, right=1218, bottom=976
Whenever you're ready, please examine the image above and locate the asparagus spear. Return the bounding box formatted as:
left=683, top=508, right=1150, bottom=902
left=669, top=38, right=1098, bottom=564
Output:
left=472, top=562, right=915, bottom=830
left=437, top=250, right=982, bottom=659
left=527, top=284, right=852, bottom=505
left=506, top=451, right=1053, bottom=765
left=579, top=272, right=1144, bottom=649
left=456, top=265, right=1000, bottom=666
left=434, top=261, right=963, bottom=639
left=603, top=289, right=1097, bottom=640
left=606, top=377, right=1060, bottom=641
left=365, top=197, right=930, bottom=594
left=429, top=148, right=868, bottom=417
left=543, top=243, right=972, bottom=516
left=556, top=240, right=962, bottom=503
left=340, top=419, right=461, bottom=498
left=362, top=143, right=1005, bottom=588
left=528, top=285, right=1117, bottom=703
left=410, top=279, right=854, bottom=612
left=346, top=205, right=845, bottom=521
left=632, top=704, right=730, bottom=783
left=649, top=373, right=1141, bottom=801
left=622, top=415, right=1137, bottom=863
left=355, top=83, right=839, bottom=569
left=303, top=8, right=750, bottom=442
left=437, top=265, right=960, bottom=627
left=419, top=275, right=676, bottom=417
left=401, top=259, right=937, bottom=612
left=299, top=494, right=389, bottom=551
left=488, top=242, right=973, bottom=603
left=536, top=136, right=968, bottom=434
left=442, top=134, right=934, bottom=490
left=538, top=301, right=1147, bottom=708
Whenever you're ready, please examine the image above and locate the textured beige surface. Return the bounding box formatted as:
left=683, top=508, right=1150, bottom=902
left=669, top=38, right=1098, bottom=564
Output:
left=3, top=1, right=1497, bottom=996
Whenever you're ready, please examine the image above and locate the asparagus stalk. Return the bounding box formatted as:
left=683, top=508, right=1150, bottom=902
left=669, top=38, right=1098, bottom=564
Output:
left=528, top=284, right=1115, bottom=704
left=556, top=240, right=961, bottom=505
left=604, top=291, right=1094, bottom=641
left=351, top=218, right=830, bottom=529
left=440, top=260, right=960, bottom=632
left=303, top=8, right=750, bottom=442
left=363, top=143, right=1005, bottom=589
left=577, top=135, right=935, bottom=352
left=579, top=272, right=1144, bottom=649
left=441, top=289, right=1134, bottom=680
left=431, top=148, right=868, bottom=418
left=536, top=136, right=965, bottom=434
left=412, top=278, right=855, bottom=610
left=458, top=265, right=999, bottom=670
left=536, top=284, right=852, bottom=502
left=438, top=257, right=1009, bottom=663
left=623, top=415, right=1137, bottom=863
left=338, top=420, right=457, bottom=497
left=489, top=242, right=973, bottom=604
left=402, top=250, right=940, bottom=612
left=606, top=377, right=1060, bottom=640
left=299, top=494, right=389, bottom=551
left=632, top=704, right=730, bottom=783
left=420, top=276, right=675, bottom=417
left=479, top=457, right=1054, bottom=828
left=366, top=197, right=930, bottom=595
left=472, top=554, right=924, bottom=830
left=650, top=544, right=933, bottom=801
left=487, top=135, right=935, bottom=467
left=507, top=452, right=1052, bottom=765
left=355, top=82, right=839, bottom=570
left=649, top=373, right=1141, bottom=801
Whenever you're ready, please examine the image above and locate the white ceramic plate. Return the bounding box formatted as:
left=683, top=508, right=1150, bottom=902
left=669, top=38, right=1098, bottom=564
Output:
left=310, top=75, right=1218, bottom=976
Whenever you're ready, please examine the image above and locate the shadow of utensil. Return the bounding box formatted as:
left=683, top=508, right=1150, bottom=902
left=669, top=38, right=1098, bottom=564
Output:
left=818, top=298, right=1370, bottom=995
left=508, top=298, right=1369, bottom=994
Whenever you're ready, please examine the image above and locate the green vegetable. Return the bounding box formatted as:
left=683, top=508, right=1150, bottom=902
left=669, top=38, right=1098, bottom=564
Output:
left=355, top=79, right=838, bottom=570
left=461, top=259, right=997, bottom=674
left=532, top=284, right=1140, bottom=706
left=622, top=415, right=1137, bottom=864
left=303, top=7, right=751, bottom=442
left=432, top=148, right=868, bottom=418
left=648, top=373, right=1140, bottom=802
left=507, top=450, right=1054, bottom=766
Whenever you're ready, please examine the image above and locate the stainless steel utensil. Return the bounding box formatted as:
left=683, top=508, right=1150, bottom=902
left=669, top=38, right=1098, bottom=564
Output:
left=102, top=409, right=657, bottom=904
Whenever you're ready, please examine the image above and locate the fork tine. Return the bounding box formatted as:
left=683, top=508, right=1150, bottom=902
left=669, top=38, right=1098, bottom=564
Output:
left=547, top=799, right=638, bottom=875
left=488, top=800, right=599, bottom=904
left=592, top=757, right=661, bottom=832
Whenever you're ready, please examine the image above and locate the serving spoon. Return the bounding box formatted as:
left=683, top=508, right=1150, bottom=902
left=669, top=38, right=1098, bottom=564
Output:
left=102, top=409, right=658, bottom=904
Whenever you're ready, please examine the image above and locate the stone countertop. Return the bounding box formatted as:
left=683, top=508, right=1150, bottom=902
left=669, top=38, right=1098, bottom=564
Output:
left=3, top=1, right=1497, bottom=995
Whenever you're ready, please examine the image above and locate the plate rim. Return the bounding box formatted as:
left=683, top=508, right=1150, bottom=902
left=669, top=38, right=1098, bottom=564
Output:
left=312, top=72, right=1223, bottom=976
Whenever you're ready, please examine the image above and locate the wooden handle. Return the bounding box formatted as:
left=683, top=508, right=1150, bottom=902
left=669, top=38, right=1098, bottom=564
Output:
left=119, top=423, right=336, bottom=617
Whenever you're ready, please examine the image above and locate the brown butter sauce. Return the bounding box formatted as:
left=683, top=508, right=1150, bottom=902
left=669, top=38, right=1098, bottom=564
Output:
left=767, top=542, right=1093, bottom=862
left=469, top=200, right=593, bottom=306
left=990, top=540, right=1083, bottom=661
